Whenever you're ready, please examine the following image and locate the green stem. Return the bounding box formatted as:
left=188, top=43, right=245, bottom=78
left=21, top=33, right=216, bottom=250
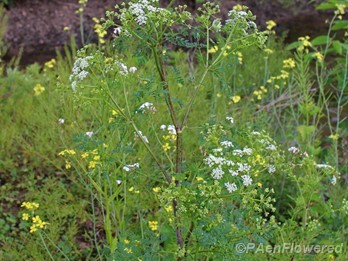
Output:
left=39, top=232, right=55, bottom=261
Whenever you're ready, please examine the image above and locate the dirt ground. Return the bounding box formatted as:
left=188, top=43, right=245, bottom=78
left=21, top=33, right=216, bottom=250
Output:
left=3, top=0, right=330, bottom=66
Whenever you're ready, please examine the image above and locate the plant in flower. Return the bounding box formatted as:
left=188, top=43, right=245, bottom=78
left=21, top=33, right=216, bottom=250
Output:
left=55, top=0, right=345, bottom=259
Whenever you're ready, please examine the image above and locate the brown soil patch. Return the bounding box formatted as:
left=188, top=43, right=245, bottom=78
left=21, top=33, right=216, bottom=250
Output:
left=3, top=0, right=331, bottom=66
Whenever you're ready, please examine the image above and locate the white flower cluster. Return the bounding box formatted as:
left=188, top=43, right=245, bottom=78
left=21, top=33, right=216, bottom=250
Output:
left=138, top=102, right=156, bottom=113
left=123, top=162, right=140, bottom=172
left=224, top=182, right=237, bottom=193
left=241, top=174, right=252, bottom=186
left=204, top=141, right=255, bottom=192
left=220, top=140, right=234, bottom=148
left=86, top=131, right=94, bottom=138
left=115, top=61, right=130, bottom=76
left=226, top=8, right=257, bottom=32
left=203, top=126, right=284, bottom=194
left=135, top=130, right=149, bottom=143
left=160, top=124, right=176, bottom=135
left=315, top=163, right=338, bottom=186
left=70, top=56, right=93, bottom=92
left=288, top=146, right=300, bottom=154
left=233, top=147, right=253, bottom=157
left=226, top=116, right=234, bottom=124
left=127, top=0, right=168, bottom=26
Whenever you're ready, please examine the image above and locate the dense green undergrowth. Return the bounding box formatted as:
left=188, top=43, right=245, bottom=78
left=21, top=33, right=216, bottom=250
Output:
left=0, top=1, right=347, bottom=260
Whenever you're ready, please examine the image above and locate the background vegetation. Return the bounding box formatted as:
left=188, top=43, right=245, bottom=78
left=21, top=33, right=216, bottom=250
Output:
left=0, top=0, right=347, bottom=260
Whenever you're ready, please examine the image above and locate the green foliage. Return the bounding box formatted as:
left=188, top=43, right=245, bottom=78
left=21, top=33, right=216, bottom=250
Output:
left=0, top=0, right=347, bottom=260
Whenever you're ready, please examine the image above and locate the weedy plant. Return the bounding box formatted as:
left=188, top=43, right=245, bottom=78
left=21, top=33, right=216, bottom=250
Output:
left=2, top=0, right=346, bottom=260
left=55, top=0, right=346, bottom=259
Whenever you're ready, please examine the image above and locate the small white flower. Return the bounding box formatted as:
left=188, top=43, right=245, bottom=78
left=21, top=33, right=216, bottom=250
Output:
left=302, top=152, right=309, bottom=157
left=251, top=131, right=260, bottom=135
left=226, top=116, right=234, bottom=124
left=268, top=165, right=276, bottom=174
left=331, top=176, right=337, bottom=185
left=138, top=102, right=156, bottom=113
left=266, top=144, right=276, bottom=151
left=243, top=147, right=252, bottom=155
left=135, top=131, right=149, bottom=143
left=58, top=118, right=65, bottom=124
left=213, top=148, right=223, bottom=155
left=167, top=125, right=177, bottom=135
left=225, top=182, right=237, bottom=193
left=113, top=27, right=122, bottom=35
left=204, top=154, right=225, bottom=167
left=123, top=163, right=140, bottom=172
left=316, top=164, right=334, bottom=169
left=116, top=180, right=122, bottom=185
left=86, top=131, right=94, bottom=137
left=237, top=163, right=251, bottom=173
left=229, top=169, right=238, bottom=176
left=241, top=175, right=252, bottom=186
left=160, top=125, right=166, bottom=131
left=211, top=167, right=224, bottom=179
left=129, top=67, right=137, bottom=73
left=220, top=140, right=234, bottom=148
left=288, top=147, right=300, bottom=154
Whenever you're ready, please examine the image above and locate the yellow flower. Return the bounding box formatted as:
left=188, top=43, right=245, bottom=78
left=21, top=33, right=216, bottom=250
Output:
left=124, top=247, right=133, bottom=254
left=233, top=4, right=243, bottom=11
left=108, top=117, right=115, bottom=123
left=253, top=90, right=263, bottom=100
left=279, top=70, right=289, bottom=79
left=93, top=155, right=100, bottom=161
left=283, top=58, right=296, bottom=69
left=128, top=187, right=134, bottom=192
left=313, top=52, right=324, bottom=63
left=63, top=26, right=70, bottom=31
left=29, top=215, right=48, bottom=233
left=33, top=84, right=45, bottom=96
left=264, top=48, right=273, bottom=54
left=165, top=205, right=173, bottom=212
left=260, top=86, right=268, bottom=93
left=81, top=152, right=89, bottom=159
left=58, top=149, right=76, bottom=156
left=216, top=92, right=222, bottom=98
left=65, top=160, right=71, bottom=169
left=88, top=161, right=97, bottom=169
left=335, top=4, right=346, bottom=15
left=257, top=182, right=262, bottom=188
left=44, top=59, right=56, bottom=70
left=297, top=36, right=311, bottom=52
left=21, top=202, right=39, bottom=210
left=148, top=221, right=158, bottom=231
left=153, top=187, right=161, bottom=193
left=123, top=239, right=130, bottom=244
left=231, top=95, right=241, bottom=103
left=163, top=143, right=171, bottom=151
left=266, top=20, right=276, bottom=30
left=22, top=213, right=29, bottom=221
left=208, top=46, right=218, bottom=54
left=30, top=224, right=38, bottom=233
left=329, top=133, right=339, bottom=140
left=112, top=110, right=119, bottom=116
left=196, top=177, right=203, bottom=181
left=237, top=51, right=243, bottom=64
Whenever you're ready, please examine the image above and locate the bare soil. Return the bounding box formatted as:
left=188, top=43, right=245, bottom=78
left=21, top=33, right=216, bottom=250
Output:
left=3, top=0, right=331, bottom=66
